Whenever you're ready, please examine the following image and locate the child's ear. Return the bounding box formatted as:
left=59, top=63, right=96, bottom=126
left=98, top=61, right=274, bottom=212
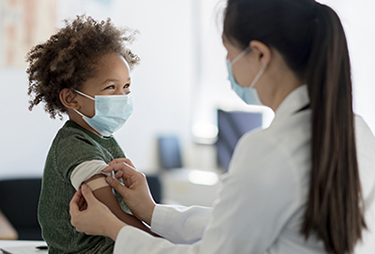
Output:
left=60, top=88, right=80, bottom=110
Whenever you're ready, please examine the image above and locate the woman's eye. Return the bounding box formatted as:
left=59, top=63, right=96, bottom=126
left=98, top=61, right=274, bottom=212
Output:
left=123, top=84, right=130, bottom=89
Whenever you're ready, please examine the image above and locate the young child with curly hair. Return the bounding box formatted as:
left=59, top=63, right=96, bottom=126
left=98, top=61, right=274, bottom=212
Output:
left=27, top=15, right=153, bottom=253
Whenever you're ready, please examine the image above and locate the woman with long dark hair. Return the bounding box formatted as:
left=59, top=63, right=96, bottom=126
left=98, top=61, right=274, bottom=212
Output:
left=69, top=1, right=375, bottom=253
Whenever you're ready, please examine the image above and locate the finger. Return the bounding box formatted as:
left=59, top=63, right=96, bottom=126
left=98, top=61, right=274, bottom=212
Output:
left=102, top=165, right=115, bottom=174
left=102, top=164, right=134, bottom=175
left=115, top=161, right=136, bottom=171
left=69, top=188, right=82, bottom=215
left=108, top=158, right=124, bottom=166
left=103, top=162, right=136, bottom=174
left=108, top=158, right=133, bottom=166
left=115, top=171, right=134, bottom=188
left=106, top=176, right=127, bottom=196
left=114, top=170, right=123, bottom=180
left=80, top=184, right=97, bottom=204
left=78, top=195, right=85, bottom=208
left=80, top=201, right=88, bottom=211
left=78, top=194, right=88, bottom=211
left=124, top=159, right=135, bottom=168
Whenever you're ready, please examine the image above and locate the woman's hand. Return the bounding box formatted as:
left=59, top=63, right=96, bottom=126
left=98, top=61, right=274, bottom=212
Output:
left=69, top=184, right=126, bottom=241
left=103, top=159, right=156, bottom=226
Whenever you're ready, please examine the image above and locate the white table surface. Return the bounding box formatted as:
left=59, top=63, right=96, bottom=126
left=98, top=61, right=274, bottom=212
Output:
left=0, top=240, right=47, bottom=254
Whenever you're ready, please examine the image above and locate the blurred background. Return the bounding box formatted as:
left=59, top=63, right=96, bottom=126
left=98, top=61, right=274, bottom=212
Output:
left=0, top=0, right=374, bottom=208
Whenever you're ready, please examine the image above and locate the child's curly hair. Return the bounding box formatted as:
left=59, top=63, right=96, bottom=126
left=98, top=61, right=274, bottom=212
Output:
left=26, top=15, right=140, bottom=119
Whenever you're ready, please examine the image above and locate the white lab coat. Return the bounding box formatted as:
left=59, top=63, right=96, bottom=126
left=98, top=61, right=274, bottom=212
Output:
left=114, top=85, right=375, bottom=254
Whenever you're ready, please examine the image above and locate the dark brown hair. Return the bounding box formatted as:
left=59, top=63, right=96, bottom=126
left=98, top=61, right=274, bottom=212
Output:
left=26, top=15, right=140, bottom=119
left=223, top=0, right=366, bottom=253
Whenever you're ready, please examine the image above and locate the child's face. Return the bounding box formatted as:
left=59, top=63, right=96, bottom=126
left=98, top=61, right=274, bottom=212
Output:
left=76, top=52, right=131, bottom=119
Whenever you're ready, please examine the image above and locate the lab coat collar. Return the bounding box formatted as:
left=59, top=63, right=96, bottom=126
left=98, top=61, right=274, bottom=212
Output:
left=275, top=84, right=309, bottom=117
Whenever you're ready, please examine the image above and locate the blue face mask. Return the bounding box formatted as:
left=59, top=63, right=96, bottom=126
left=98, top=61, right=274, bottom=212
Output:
left=73, top=90, right=133, bottom=137
left=227, top=47, right=267, bottom=105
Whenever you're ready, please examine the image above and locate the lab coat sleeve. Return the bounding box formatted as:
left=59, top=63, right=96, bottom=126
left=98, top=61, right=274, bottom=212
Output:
left=150, top=204, right=213, bottom=244
left=114, top=132, right=301, bottom=254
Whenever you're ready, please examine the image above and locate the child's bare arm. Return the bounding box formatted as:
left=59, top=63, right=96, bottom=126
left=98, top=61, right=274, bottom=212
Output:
left=84, top=174, right=158, bottom=236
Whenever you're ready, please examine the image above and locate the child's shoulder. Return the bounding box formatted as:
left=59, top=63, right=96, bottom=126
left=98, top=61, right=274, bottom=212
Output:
left=53, top=120, right=98, bottom=147
left=56, top=120, right=91, bottom=138
left=53, top=120, right=120, bottom=152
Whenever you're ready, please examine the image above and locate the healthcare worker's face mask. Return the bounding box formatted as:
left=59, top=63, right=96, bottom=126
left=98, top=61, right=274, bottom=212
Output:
left=226, top=47, right=267, bottom=105
left=73, top=90, right=133, bottom=137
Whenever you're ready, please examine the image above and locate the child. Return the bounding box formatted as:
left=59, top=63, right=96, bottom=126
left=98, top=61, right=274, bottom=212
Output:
left=27, top=15, right=153, bottom=253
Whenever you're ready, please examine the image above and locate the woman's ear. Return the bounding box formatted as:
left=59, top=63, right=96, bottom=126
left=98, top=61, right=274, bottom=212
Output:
left=249, top=40, right=272, bottom=67
left=60, top=88, right=80, bottom=110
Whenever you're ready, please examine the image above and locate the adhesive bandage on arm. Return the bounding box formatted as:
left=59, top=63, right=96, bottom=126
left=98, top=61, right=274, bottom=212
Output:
left=70, top=160, right=114, bottom=190
left=85, top=176, right=110, bottom=191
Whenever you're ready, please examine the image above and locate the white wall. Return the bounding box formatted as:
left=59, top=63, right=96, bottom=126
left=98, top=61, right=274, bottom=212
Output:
left=194, top=0, right=375, bottom=136
left=318, top=0, right=375, bottom=131
left=0, top=0, right=194, bottom=179
left=0, top=0, right=374, bottom=180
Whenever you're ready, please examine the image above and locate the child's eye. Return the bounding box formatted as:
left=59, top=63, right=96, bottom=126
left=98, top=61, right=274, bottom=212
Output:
left=105, top=85, right=115, bottom=90
left=123, top=84, right=130, bottom=89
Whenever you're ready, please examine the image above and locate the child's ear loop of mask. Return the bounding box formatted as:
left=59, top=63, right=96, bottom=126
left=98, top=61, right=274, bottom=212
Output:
left=73, top=89, right=96, bottom=101
left=71, top=89, right=94, bottom=118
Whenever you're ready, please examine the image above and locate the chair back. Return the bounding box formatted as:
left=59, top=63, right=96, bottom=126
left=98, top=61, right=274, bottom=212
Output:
left=0, top=178, right=42, bottom=240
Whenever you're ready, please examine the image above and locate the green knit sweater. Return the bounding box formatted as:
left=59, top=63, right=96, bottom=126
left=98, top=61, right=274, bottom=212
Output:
left=38, top=120, right=129, bottom=253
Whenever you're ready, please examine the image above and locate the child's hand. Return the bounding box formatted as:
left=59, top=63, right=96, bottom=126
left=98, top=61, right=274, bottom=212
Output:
left=70, top=184, right=126, bottom=241
left=102, top=163, right=156, bottom=226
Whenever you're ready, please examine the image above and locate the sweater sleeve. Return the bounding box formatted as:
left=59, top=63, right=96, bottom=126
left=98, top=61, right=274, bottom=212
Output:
left=54, top=133, right=111, bottom=182
left=70, top=160, right=111, bottom=190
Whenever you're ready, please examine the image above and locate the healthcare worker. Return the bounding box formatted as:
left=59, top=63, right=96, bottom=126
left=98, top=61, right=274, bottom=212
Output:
left=69, top=0, right=375, bottom=253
